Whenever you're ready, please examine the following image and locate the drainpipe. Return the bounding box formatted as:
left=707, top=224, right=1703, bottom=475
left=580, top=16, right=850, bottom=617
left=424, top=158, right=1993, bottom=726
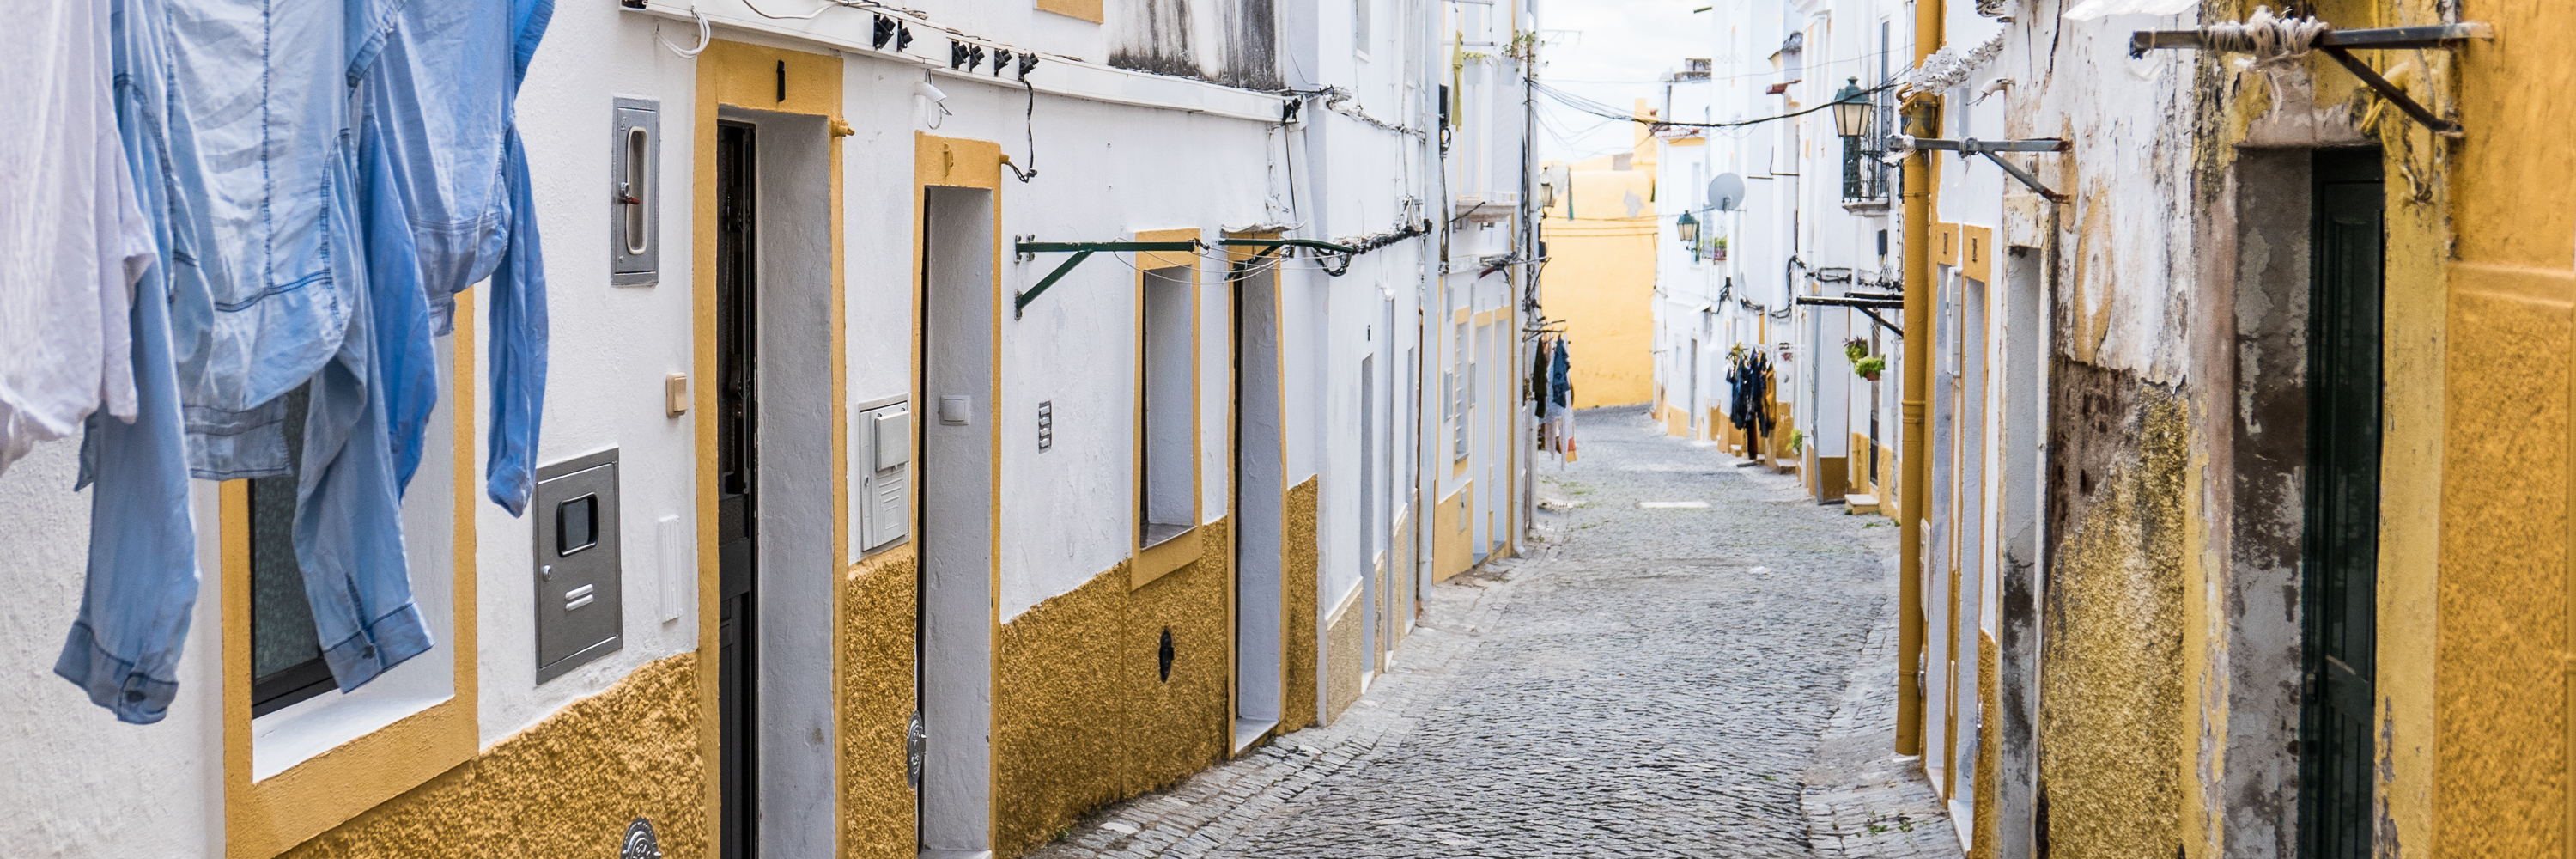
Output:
left=1895, top=0, right=1941, bottom=759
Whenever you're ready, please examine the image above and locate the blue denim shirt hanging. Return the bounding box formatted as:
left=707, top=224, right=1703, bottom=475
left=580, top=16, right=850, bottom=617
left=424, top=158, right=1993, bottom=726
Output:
left=53, top=0, right=204, bottom=726
left=356, top=0, right=553, bottom=513
left=156, top=0, right=430, bottom=694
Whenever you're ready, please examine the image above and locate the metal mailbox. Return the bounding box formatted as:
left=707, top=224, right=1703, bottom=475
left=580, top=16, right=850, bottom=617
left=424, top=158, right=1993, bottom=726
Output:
left=536, top=448, right=623, bottom=683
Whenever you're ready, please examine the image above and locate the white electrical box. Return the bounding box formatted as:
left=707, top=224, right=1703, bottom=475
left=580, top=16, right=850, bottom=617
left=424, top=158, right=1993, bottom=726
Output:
left=853, top=402, right=912, bottom=557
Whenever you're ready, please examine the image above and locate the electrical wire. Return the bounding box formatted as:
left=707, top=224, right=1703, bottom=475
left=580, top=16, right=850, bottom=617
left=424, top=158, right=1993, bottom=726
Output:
left=659, top=7, right=713, bottom=58
left=1535, top=79, right=1898, bottom=130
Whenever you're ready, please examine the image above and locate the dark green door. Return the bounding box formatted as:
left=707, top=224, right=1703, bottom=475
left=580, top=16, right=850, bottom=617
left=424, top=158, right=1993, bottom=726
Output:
left=716, top=119, right=760, bottom=859
left=2300, top=149, right=2383, bottom=859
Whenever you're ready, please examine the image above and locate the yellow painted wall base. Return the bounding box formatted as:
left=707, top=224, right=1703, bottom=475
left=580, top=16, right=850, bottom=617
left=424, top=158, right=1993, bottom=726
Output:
left=842, top=546, right=919, bottom=859
left=1321, top=586, right=1364, bottom=724
left=993, top=519, right=1233, bottom=857
left=1432, top=483, right=1473, bottom=582
left=1283, top=477, right=1320, bottom=734
left=278, top=655, right=706, bottom=859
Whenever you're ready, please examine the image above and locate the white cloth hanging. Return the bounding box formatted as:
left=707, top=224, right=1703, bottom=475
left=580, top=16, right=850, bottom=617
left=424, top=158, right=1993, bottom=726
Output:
left=0, top=0, right=156, bottom=474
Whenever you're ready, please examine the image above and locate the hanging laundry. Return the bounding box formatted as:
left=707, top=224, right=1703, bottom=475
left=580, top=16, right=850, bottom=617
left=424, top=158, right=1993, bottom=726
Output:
left=1530, top=337, right=1551, bottom=421
left=0, top=0, right=158, bottom=476
left=359, top=0, right=555, bottom=509
left=52, top=0, right=559, bottom=720
left=30, top=0, right=201, bottom=727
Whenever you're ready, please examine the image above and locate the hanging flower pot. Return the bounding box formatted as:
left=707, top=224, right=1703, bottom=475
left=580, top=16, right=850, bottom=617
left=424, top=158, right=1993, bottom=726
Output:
left=1853, top=355, right=1886, bottom=381
left=1844, top=338, right=1869, bottom=363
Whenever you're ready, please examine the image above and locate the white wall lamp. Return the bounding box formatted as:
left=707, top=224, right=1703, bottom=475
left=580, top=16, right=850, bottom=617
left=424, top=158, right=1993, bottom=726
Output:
left=916, top=80, right=950, bottom=129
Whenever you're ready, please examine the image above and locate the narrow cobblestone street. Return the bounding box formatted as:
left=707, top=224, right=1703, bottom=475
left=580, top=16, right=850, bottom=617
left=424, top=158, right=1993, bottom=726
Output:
left=1027, top=406, right=1959, bottom=859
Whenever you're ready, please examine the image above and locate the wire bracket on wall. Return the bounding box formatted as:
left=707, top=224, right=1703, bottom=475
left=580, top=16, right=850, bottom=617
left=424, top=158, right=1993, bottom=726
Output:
left=1795, top=294, right=1905, bottom=338
left=1215, top=237, right=1360, bottom=260
left=1893, top=137, right=2069, bottom=203
left=2129, top=22, right=2491, bottom=136
left=1010, top=239, right=1202, bottom=318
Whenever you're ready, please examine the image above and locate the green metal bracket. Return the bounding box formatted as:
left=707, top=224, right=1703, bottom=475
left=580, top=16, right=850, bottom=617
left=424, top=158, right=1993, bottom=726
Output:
left=1012, top=239, right=1200, bottom=318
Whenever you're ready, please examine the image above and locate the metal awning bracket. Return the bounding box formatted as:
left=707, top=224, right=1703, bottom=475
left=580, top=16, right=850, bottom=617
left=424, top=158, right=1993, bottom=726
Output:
left=1010, top=238, right=1202, bottom=318
left=1794, top=295, right=1905, bottom=338
left=1903, top=137, right=2070, bottom=203
left=2129, top=22, right=2491, bottom=137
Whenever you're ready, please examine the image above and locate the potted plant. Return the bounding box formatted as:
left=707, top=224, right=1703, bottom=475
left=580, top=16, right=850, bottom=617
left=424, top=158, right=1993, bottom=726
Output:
left=1712, top=236, right=1729, bottom=261
left=1844, top=338, right=1869, bottom=363
left=1853, top=355, right=1886, bottom=381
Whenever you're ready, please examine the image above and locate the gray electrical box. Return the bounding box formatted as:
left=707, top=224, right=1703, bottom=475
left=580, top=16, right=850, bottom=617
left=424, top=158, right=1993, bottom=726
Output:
left=852, top=402, right=912, bottom=556
left=610, top=97, right=660, bottom=286
left=536, top=448, right=623, bottom=683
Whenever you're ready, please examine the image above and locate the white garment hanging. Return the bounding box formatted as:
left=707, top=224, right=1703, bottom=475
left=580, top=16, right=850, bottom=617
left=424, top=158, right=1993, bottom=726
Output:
left=0, top=0, right=156, bottom=474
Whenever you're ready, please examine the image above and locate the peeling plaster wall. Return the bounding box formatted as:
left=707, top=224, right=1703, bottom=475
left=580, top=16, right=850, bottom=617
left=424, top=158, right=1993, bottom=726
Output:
left=2039, top=382, right=2189, bottom=859
left=2214, top=149, right=2312, bottom=859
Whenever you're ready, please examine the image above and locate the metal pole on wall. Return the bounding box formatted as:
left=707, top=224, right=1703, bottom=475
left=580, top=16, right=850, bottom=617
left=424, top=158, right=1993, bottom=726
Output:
left=1894, top=0, right=1942, bottom=757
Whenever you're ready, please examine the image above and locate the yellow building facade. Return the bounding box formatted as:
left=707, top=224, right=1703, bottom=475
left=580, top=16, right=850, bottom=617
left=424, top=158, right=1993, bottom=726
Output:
left=1538, top=118, right=1659, bottom=411
left=1881, top=1, right=2576, bottom=857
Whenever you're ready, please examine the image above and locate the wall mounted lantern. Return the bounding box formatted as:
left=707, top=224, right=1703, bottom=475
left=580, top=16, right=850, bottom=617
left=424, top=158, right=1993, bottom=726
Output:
left=1831, top=77, right=1872, bottom=139
left=1675, top=211, right=1700, bottom=248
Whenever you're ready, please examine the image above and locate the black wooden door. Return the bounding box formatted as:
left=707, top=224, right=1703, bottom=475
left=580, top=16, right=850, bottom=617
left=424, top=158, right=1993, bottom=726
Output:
left=2300, top=148, right=2383, bottom=859
left=715, top=119, right=760, bottom=859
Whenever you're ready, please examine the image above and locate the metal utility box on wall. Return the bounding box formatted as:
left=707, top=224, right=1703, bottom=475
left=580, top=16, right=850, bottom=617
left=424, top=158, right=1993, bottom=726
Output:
left=852, top=401, right=912, bottom=557
left=611, top=97, right=660, bottom=285
left=536, top=448, right=623, bottom=683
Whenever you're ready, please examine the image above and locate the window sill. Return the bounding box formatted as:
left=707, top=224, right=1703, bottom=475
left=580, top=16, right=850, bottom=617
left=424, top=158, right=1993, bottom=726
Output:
left=1132, top=523, right=1201, bottom=590
left=252, top=685, right=453, bottom=781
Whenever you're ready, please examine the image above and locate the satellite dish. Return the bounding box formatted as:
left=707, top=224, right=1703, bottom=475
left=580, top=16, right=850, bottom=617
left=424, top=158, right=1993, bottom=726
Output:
left=1707, top=173, right=1747, bottom=212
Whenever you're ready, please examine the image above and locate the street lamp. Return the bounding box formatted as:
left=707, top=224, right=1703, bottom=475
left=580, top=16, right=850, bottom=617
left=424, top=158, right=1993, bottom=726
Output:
left=1675, top=210, right=1700, bottom=249
left=1832, top=77, right=1874, bottom=199
left=1832, top=77, right=1871, bottom=139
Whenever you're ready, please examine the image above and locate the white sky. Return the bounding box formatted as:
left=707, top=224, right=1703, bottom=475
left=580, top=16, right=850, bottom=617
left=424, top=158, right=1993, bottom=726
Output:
left=1530, top=0, right=1713, bottom=164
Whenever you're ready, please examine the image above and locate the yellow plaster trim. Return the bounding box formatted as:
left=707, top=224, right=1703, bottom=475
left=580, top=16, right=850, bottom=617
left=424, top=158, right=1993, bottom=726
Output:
left=694, top=40, right=848, bottom=856
left=1133, top=526, right=1204, bottom=589
left=1453, top=307, right=1471, bottom=325
left=1934, top=222, right=1959, bottom=268
left=907, top=131, right=1009, bottom=849
left=1959, top=224, right=1991, bottom=284
left=223, top=294, right=481, bottom=859
left=1132, top=226, right=1206, bottom=591
left=1033, top=0, right=1102, bottom=24
left=1473, top=308, right=1499, bottom=327
left=1136, top=227, right=1203, bottom=270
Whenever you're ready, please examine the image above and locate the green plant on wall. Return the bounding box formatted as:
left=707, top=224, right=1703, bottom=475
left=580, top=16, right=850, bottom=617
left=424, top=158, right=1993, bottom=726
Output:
left=1788, top=428, right=1804, bottom=455
left=1844, top=338, right=1868, bottom=363
left=1853, top=355, right=1886, bottom=381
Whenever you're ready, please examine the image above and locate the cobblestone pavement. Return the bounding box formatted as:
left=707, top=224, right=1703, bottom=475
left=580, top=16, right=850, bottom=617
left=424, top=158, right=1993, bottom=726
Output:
left=1025, top=405, right=1959, bottom=859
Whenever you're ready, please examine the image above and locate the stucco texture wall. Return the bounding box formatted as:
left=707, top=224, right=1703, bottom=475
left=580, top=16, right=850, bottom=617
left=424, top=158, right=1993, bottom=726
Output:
left=2432, top=2, right=2576, bottom=856
left=841, top=546, right=918, bottom=859
left=1284, top=477, right=1319, bottom=733
left=1322, top=587, right=1364, bottom=723
left=278, top=654, right=704, bottom=858
left=992, top=518, right=1230, bottom=857
left=2039, top=382, right=2187, bottom=859
left=1539, top=167, right=1656, bottom=409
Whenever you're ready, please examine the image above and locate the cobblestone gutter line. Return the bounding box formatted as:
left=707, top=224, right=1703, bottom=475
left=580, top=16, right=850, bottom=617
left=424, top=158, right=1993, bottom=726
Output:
left=1801, top=591, right=1965, bottom=859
